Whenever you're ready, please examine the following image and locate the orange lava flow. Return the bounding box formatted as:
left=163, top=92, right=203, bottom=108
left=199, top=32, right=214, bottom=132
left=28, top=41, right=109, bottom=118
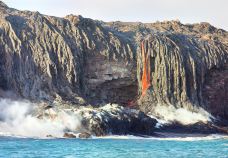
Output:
left=141, top=41, right=151, bottom=96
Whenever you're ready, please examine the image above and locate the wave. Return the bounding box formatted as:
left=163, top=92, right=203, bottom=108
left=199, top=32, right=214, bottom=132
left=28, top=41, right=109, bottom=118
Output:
left=1, top=133, right=226, bottom=141
left=93, top=134, right=228, bottom=141
left=0, top=131, right=227, bottom=141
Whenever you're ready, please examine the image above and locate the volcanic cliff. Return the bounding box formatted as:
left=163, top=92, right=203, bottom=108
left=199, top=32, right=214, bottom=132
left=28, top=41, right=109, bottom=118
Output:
left=0, top=1, right=228, bottom=126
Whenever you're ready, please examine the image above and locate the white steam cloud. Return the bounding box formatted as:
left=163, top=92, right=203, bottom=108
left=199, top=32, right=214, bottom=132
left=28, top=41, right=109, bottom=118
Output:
left=0, top=99, right=82, bottom=138
left=149, top=104, right=212, bottom=125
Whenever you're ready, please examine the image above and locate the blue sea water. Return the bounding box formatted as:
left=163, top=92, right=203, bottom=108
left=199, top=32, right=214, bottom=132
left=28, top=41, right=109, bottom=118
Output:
left=0, top=136, right=227, bottom=158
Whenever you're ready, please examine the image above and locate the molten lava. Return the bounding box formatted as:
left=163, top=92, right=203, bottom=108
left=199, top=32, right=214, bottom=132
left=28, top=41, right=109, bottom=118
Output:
left=126, top=41, right=151, bottom=107
left=141, top=41, right=151, bottom=96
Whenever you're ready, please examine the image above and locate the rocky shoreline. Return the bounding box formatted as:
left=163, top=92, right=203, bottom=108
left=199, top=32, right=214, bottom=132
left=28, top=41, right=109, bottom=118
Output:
left=0, top=97, right=227, bottom=138
left=34, top=103, right=157, bottom=138
left=33, top=103, right=228, bottom=138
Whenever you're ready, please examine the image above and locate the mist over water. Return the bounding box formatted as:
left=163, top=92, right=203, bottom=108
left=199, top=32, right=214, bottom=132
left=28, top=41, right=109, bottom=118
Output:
left=0, top=99, right=82, bottom=138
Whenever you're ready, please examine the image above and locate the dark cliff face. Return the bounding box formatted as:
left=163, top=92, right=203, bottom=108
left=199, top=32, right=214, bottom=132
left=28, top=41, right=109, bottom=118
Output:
left=0, top=1, right=228, bottom=121
left=136, top=34, right=228, bottom=115
left=0, top=2, right=136, bottom=105
left=202, top=64, right=228, bottom=120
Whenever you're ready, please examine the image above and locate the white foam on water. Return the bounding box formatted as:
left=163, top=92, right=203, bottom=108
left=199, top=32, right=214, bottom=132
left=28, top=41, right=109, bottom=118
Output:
left=0, top=99, right=82, bottom=138
left=94, top=134, right=228, bottom=141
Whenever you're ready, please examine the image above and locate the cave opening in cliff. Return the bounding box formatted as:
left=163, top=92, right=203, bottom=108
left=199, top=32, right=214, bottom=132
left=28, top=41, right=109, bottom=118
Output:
left=83, top=55, right=138, bottom=106
left=85, top=80, right=139, bottom=106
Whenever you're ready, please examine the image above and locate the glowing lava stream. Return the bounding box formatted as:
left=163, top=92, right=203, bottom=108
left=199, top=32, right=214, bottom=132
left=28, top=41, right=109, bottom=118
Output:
left=141, top=41, right=151, bottom=96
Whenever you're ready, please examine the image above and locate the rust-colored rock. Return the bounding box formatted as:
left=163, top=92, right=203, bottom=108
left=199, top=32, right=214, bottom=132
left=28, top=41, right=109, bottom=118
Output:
left=78, top=132, right=91, bottom=139
left=63, top=133, right=76, bottom=138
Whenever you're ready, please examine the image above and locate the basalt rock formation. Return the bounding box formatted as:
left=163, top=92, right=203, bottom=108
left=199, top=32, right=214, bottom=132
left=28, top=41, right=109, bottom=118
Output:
left=36, top=103, right=157, bottom=137
left=136, top=33, right=228, bottom=120
left=0, top=2, right=136, bottom=106
left=0, top=1, right=228, bottom=124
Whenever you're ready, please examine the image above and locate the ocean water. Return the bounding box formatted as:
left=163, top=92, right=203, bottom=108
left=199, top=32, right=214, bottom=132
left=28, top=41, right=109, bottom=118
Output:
left=0, top=136, right=227, bottom=158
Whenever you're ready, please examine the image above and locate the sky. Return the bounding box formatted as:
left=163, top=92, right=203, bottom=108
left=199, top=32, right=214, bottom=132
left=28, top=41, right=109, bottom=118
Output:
left=2, top=0, right=228, bottom=31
